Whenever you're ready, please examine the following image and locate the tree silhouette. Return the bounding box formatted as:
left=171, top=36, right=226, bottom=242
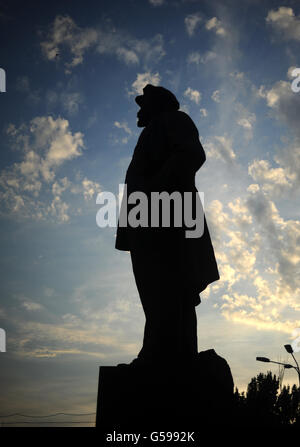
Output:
left=290, top=384, right=300, bottom=425
left=244, top=371, right=279, bottom=425
left=234, top=371, right=300, bottom=426
left=276, top=385, right=292, bottom=425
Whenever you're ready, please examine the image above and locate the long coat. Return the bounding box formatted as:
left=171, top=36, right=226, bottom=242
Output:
left=115, top=110, right=219, bottom=305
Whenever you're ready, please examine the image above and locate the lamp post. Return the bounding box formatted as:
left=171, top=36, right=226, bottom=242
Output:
left=284, top=344, right=300, bottom=387
left=256, top=348, right=300, bottom=387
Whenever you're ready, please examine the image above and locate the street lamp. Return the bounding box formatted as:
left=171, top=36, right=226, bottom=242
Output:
left=256, top=357, right=294, bottom=369
left=284, top=344, right=300, bottom=386
left=256, top=347, right=300, bottom=387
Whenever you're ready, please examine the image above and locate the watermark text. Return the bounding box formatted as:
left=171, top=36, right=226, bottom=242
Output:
left=96, top=184, right=205, bottom=238
left=291, top=68, right=300, bottom=93
left=0, top=68, right=6, bottom=92
left=0, top=328, right=6, bottom=352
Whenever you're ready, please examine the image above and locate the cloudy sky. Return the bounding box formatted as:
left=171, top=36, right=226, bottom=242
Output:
left=1, top=0, right=300, bottom=426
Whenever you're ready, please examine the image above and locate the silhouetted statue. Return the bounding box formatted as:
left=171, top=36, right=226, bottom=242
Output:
left=115, top=84, right=220, bottom=366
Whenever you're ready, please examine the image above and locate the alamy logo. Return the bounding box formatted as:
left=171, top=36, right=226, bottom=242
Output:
left=291, top=68, right=300, bottom=93
left=291, top=328, right=300, bottom=353
left=96, top=184, right=205, bottom=238
left=0, top=328, right=6, bottom=352
left=0, top=68, right=6, bottom=92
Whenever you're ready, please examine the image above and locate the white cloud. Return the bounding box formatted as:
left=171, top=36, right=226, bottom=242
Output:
left=114, top=121, right=132, bottom=135
left=81, top=178, right=101, bottom=201
left=22, top=301, right=43, bottom=311
left=184, top=12, right=202, bottom=37
left=205, top=187, right=300, bottom=333
left=41, top=15, right=98, bottom=72
left=179, top=103, right=190, bottom=114
left=245, top=187, right=300, bottom=291
left=230, top=71, right=244, bottom=80
left=48, top=196, right=70, bottom=222
left=257, top=75, right=300, bottom=194
left=9, top=116, right=84, bottom=182
left=235, top=103, right=256, bottom=138
left=0, top=117, right=101, bottom=222
left=10, top=295, right=142, bottom=358
left=129, top=72, right=161, bottom=95
left=61, top=92, right=83, bottom=115
left=187, top=50, right=217, bottom=65
left=205, top=199, right=254, bottom=290
left=211, top=89, right=221, bottom=103
left=230, top=196, right=300, bottom=333
left=258, top=80, right=300, bottom=137
left=205, top=17, right=226, bottom=36
left=113, top=121, right=133, bottom=144
left=183, top=87, right=201, bottom=104
left=200, top=108, right=207, bottom=117
left=275, top=142, right=300, bottom=191
left=266, top=6, right=300, bottom=41
left=46, top=90, right=83, bottom=115
left=130, top=34, right=166, bottom=68
left=187, top=52, right=201, bottom=65
left=34, top=117, right=83, bottom=179
left=248, top=159, right=294, bottom=197
left=41, top=15, right=166, bottom=72
left=237, top=118, right=253, bottom=129
left=248, top=141, right=300, bottom=197
left=52, top=177, right=71, bottom=196
left=205, top=135, right=236, bottom=165
left=287, top=66, right=299, bottom=80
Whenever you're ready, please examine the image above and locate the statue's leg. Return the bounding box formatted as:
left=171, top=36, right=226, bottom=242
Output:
left=130, top=246, right=198, bottom=364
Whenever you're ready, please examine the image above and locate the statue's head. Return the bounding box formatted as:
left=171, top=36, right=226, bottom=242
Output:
left=135, top=84, right=180, bottom=127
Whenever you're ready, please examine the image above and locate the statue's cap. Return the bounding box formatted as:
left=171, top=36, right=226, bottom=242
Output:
left=135, top=84, right=180, bottom=110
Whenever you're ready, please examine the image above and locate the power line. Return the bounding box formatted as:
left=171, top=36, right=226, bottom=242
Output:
left=0, top=412, right=96, bottom=418
left=0, top=421, right=95, bottom=425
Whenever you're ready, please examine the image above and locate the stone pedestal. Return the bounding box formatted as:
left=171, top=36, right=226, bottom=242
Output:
left=96, top=349, right=234, bottom=431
